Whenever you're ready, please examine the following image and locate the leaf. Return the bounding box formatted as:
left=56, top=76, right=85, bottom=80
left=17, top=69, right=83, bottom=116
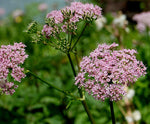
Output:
left=40, top=96, right=60, bottom=106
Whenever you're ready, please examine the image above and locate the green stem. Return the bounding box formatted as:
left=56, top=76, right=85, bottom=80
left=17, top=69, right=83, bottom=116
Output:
left=109, top=101, right=116, bottom=124
left=71, top=23, right=88, bottom=51
left=74, top=47, right=80, bottom=71
left=67, top=53, right=96, bottom=124
left=69, top=33, right=73, bottom=51
left=27, top=71, right=79, bottom=100
left=67, top=53, right=76, bottom=77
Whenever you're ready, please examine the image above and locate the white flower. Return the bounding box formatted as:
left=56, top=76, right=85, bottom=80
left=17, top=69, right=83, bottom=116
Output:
left=113, top=14, right=128, bottom=27
left=95, top=16, right=107, bottom=30
left=126, top=89, right=135, bottom=99
left=125, top=116, right=134, bottom=123
left=132, top=110, right=141, bottom=121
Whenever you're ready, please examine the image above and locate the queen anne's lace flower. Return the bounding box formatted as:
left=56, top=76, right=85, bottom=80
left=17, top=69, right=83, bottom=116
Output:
left=42, top=2, right=102, bottom=37
left=75, top=43, right=146, bottom=101
left=0, top=42, right=28, bottom=95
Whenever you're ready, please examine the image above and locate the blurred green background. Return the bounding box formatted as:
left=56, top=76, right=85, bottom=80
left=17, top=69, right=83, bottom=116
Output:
left=0, top=0, right=150, bottom=124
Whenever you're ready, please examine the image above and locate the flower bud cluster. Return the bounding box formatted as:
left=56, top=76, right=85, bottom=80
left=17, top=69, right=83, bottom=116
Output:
left=75, top=43, right=146, bottom=101
left=26, top=21, right=37, bottom=34
left=133, top=11, right=150, bottom=32
left=42, top=2, right=102, bottom=38
left=0, top=42, right=28, bottom=95
left=56, top=39, right=70, bottom=52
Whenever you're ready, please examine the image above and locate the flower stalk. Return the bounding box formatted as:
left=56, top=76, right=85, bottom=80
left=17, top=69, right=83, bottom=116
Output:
left=67, top=52, right=96, bottom=124
left=27, top=70, right=81, bottom=100
left=109, top=101, right=116, bottom=124
left=71, top=23, right=88, bottom=51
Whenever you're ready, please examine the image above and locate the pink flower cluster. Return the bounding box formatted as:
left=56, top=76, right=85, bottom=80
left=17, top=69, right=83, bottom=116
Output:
left=133, top=11, right=150, bottom=32
left=0, top=42, right=28, bottom=95
left=42, top=2, right=102, bottom=37
left=75, top=43, right=146, bottom=101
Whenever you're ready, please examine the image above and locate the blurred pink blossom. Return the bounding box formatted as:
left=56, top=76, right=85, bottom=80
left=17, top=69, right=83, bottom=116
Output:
left=133, top=11, right=150, bottom=32
left=0, top=8, right=5, bottom=16
left=38, top=3, right=48, bottom=12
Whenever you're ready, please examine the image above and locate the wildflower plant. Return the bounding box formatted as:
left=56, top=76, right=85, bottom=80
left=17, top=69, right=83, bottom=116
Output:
left=0, top=42, right=28, bottom=95
left=25, top=2, right=147, bottom=124
left=26, top=2, right=102, bottom=124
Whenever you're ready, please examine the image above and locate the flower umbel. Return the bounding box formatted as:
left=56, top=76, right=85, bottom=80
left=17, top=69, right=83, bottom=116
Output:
left=0, top=42, right=28, bottom=95
left=75, top=43, right=146, bottom=101
left=42, top=2, right=102, bottom=37
left=41, top=2, right=102, bottom=53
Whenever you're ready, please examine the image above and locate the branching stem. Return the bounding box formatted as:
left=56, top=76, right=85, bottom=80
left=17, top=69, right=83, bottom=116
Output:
left=27, top=71, right=80, bottom=100
left=71, top=23, right=88, bottom=51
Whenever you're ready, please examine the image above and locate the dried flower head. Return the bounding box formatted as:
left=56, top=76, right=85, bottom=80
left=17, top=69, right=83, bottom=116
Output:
left=75, top=43, right=146, bottom=101
left=0, top=42, right=28, bottom=95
